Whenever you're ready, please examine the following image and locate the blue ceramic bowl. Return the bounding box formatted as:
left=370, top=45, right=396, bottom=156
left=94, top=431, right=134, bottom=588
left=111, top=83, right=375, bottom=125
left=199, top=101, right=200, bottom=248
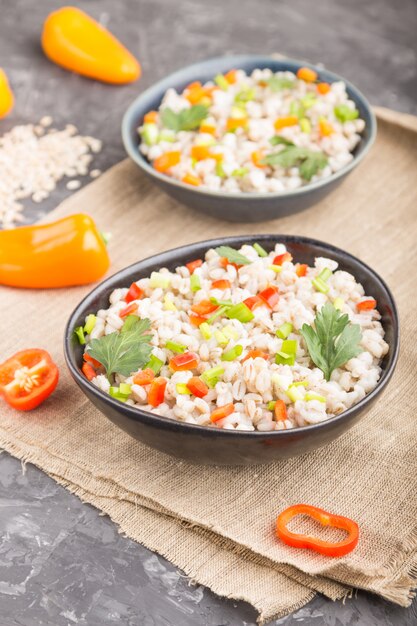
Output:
left=64, top=235, right=398, bottom=466
left=122, top=55, right=376, bottom=223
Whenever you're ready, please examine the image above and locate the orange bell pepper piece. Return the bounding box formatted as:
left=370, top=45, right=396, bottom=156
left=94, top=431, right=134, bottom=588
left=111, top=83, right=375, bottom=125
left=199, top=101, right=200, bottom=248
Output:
left=296, top=67, right=318, bottom=83
left=153, top=151, right=181, bottom=172
left=182, top=173, right=201, bottom=187
left=199, top=123, right=216, bottom=135
left=41, top=7, right=141, bottom=84
left=251, top=150, right=266, bottom=168
left=0, top=67, right=14, bottom=118
left=0, top=68, right=14, bottom=118
left=0, top=214, right=110, bottom=289
left=274, top=116, right=299, bottom=131
left=317, top=82, right=331, bottom=95
left=319, top=119, right=334, bottom=136
left=226, top=117, right=248, bottom=132
left=144, top=111, right=158, bottom=124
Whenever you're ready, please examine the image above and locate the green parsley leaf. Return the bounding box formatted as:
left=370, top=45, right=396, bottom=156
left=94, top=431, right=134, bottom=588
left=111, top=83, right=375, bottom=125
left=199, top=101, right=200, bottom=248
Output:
left=261, top=146, right=328, bottom=181
left=267, top=76, right=296, bottom=92
left=300, top=303, right=362, bottom=381
left=214, top=245, right=251, bottom=265
left=87, top=315, right=153, bottom=379
left=269, top=136, right=295, bottom=147
left=161, top=105, right=208, bottom=132
left=334, top=104, right=359, bottom=123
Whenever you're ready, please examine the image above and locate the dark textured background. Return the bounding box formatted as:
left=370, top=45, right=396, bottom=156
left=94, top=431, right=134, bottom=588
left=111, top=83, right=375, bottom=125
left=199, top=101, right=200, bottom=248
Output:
left=0, top=1, right=416, bottom=624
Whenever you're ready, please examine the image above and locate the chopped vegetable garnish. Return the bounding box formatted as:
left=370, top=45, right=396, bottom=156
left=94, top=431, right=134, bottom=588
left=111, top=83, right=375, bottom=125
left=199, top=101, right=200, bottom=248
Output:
left=199, top=322, right=212, bottom=340
left=163, top=295, right=177, bottom=311
left=333, top=297, right=344, bottom=311
left=268, top=264, right=283, bottom=273
left=165, top=341, right=186, bottom=354
left=186, top=259, right=203, bottom=274
left=82, top=361, right=96, bottom=381
left=83, top=353, right=101, bottom=368
left=161, top=105, right=208, bottom=132
left=222, top=325, right=239, bottom=340
left=214, top=330, right=228, bottom=346
left=119, top=302, right=138, bottom=318
left=276, top=322, right=293, bottom=339
left=211, top=279, right=231, bottom=290
left=148, top=377, right=167, bottom=407
left=207, top=305, right=229, bottom=325
left=87, top=316, right=152, bottom=379
left=273, top=252, right=293, bottom=265
left=214, top=74, right=229, bottom=90
left=182, top=172, right=201, bottom=186
left=242, top=349, right=269, bottom=363
left=253, top=242, right=268, bottom=257
left=150, top=271, right=170, bottom=289
left=201, top=365, right=224, bottom=388
left=243, top=295, right=264, bottom=310
left=0, top=350, right=62, bottom=412
left=269, top=135, right=295, bottom=146
left=357, top=299, right=377, bottom=312
left=274, top=115, right=299, bottom=131
left=251, top=150, right=266, bottom=168
left=275, top=340, right=297, bottom=366
left=267, top=401, right=276, bottom=411
left=153, top=151, right=181, bottom=173
left=133, top=368, right=155, bottom=386
left=295, top=263, right=308, bottom=277
left=144, top=354, right=164, bottom=375
left=84, top=314, right=97, bottom=335
left=258, top=285, right=279, bottom=309
left=144, top=111, right=158, bottom=124
left=296, top=67, right=318, bottom=82
left=312, top=276, right=329, bottom=294
left=190, top=273, right=201, bottom=292
left=221, top=345, right=243, bottom=361
left=190, top=314, right=208, bottom=327
left=266, top=76, right=295, bottom=91
left=286, top=384, right=303, bottom=402
left=318, top=267, right=332, bottom=282
left=319, top=118, right=334, bottom=137
left=141, top=123, right=158, bottom=146
left=124, top=282, right=143, bottom=303
left=231, top=167, right=250, bottom=177
left=276, top=504, right=359, bottom=557
left=109, top=386, right=129, bottom=401
left=226, top=117, right=248, bottom=132
left=169, top=351, right=198, bottom=371
left=300, top=303, right=362, bottom=381
left=305, top=392, right=326, bottom=403
left=334, top=104, right=359, bottom=122
left=186, top=376, right=209, bottom=398
left=317, top=82, right=331, bottom=95
left=300, top=118, right=312, bottom=134
left=210, top=402, right=235, bottom=423
left=74, top=326, right=86, bottom=345
left=274, top=399, right=288, bottom=421
left=191, top=300, right=218, bottom=316
left=225, top=302, right=254, bottom=323
left=176, top=383, right=190, bottom=395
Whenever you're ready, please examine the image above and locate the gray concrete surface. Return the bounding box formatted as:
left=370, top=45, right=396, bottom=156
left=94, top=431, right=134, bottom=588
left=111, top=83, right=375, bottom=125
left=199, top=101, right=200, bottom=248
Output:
left=0, top=0, right=416, bottom=624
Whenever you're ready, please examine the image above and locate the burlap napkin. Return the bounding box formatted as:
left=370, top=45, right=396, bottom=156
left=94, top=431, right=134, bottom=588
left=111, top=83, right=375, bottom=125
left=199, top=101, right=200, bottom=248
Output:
left=1, top=107, right=416, bottom=624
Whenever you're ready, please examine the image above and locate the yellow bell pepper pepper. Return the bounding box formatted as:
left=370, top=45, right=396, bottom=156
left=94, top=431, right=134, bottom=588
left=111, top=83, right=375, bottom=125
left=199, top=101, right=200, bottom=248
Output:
left=41, top=7, right=141, bottom=84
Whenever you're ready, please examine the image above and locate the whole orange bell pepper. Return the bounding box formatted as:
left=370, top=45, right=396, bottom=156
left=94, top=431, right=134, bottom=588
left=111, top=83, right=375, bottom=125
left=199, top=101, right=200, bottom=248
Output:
left=0, top=214, right=110, bottom=289
left=41, top=7, right=141, bottom=84
left=0, top=68, right=14, bottom=118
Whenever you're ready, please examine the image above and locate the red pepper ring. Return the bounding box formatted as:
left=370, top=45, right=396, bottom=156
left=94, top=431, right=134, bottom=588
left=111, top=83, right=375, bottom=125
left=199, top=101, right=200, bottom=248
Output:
left=276, top=504, right=359, bottom=557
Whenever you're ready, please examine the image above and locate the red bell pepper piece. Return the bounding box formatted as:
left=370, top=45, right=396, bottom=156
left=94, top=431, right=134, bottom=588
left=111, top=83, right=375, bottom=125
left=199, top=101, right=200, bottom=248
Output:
left=148, top=377, right=167, bottom=407
left=133, top=368, right=155, bottom=386
left=295, top=263, right=308, bottom=277
left=357, top=299, right=377, bottom=312
left=273, top=252, right=293, bottom=265
left=274, top=399, right=287, bottom=421
left=276, top=504, right=359, bottom=557
left=186, top=376, right=209, bottom=398
left=211, top=279, right=231, bottom=290
left=241, top=349, right=269, bottom=363
left=191, top=300, right=218, bottom=316
left=169, top=351, right=199, bottom=371
left=124, top=282, right=143, bottom=303
left=258, top=285, right=279, bottom=309
left=210, top=402, right=235, bottom=423
left=119, top=302, right=138, bottom=318
left=243, top=295, right=264, bottom=311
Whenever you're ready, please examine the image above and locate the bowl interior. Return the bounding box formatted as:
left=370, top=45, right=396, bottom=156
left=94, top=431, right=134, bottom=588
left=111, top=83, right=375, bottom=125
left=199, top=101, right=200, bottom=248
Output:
left=65, top=234, right=398, bottom=439
left=122, top=55, right=376, bottom=199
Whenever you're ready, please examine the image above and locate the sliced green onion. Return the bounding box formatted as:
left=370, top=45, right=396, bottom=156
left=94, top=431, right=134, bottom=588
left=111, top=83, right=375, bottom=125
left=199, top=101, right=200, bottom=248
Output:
left=268, top=264, right=283, bottom=273
left=253, top=243, right=268, bottom=257
left=222, top=325, right=239, bottom=340
left=165, top=340, right=186, bottom=353
left=163, top=295, right=177, bottom=311
left=145, top=354, right=164, bottom=375
left=300, top=118, right=311, bottom=133
left=225, top=302, right=254, bottom=323
left=176, top=383, right=190, bottom=395
left=221, top=345, right=243, bottom=361
left=119, top=383, right=132, bottom=395
left=235, top=87, right=255, bottom=103
left=333, top=297, right=344, bottom=311
left=334, top=104, right=359, bottom=122
left=286, top=384, right=303, bottom=402
left=282, top=339, right=297, bottom=354
left=158, top=129, right=176, bottom=143
left=305, top=392, right=326, bottom=403
left=214, top=330, right=228, bottom=347
left=207, top=305, right=228, bottom=325
left=318, top=267, right=332, bottom=282
left=84, top=314, right=96, bottom=335
left=74, top=326, right=85, bottom=345
left=199, top=322, right=212, bottom=340
left=215, top=162, right=226, bottom=178
left=275, top=351, right=295, bottom=366
left=292, top=380, right=308, bottom=387
left=150, top=272, right=170, bottom=289
left=190, top=274, right=201, bottom=292
left=214, top=74, right=229, bottom=90
left=312, top=277, right=329, bottom=294
left=231, top=167, right=249, bottom=177
left=200, top=366, right=225, bottom=388
left=267, top=400, right=276, bottom=411
left=210, top=297, right=233, bottom=307
left=289, top=100, right=304, bottom=119
left=140, top=123, right=159, bottom=146
left=301, top=93, right=317, bottom=109
left=276, top=322, right=293, bottom=339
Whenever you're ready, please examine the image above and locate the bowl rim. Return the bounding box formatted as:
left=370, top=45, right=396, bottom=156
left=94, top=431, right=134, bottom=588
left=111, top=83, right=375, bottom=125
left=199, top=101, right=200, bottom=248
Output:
left=122, top=54, right=377, bottom=201
left=64, top=234, right=400, bottom=440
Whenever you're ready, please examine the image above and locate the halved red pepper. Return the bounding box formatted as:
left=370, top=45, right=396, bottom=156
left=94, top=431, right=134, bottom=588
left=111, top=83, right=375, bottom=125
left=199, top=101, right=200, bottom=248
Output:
left=276, top=504, right=359, bottom=557
left=148, top=377, right=167, bottom=407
